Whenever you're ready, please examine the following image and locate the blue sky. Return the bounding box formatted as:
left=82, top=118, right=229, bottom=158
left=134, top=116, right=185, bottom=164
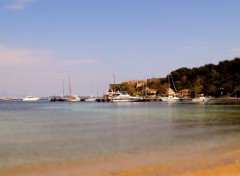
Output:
left=1, top=0, right=240, bottom=96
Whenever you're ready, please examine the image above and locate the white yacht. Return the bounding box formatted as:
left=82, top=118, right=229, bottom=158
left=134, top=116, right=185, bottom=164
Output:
left=85, top=95, right=96, bottom=102
left=64, top=95, right=80, bottom=102
left=111, top=91, right=141, bottom=102
left=192, top=94, right=210, bottom=103
left=22, top=96, right=40, bottom=102
left=161, top=95, right=180, bottom=102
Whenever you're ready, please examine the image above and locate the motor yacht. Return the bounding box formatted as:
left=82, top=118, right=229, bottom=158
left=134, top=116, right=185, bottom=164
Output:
left=22, top=96, right=40, bottom=102
left=161, top=95, right=180, bottom=102
left=111, top=91, right=141, bottom=102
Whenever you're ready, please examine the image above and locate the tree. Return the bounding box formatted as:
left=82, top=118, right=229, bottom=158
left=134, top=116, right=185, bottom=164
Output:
left=128, top=87, right=136, bottom=96
left=110, top=58, right=240, bottom=98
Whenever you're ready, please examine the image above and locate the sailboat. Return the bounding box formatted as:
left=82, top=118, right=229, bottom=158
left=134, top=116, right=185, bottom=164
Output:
left=49, top=79, right=66, bottom=101
left=85, top=83, right=96, bottom=102
left=2, top=89, right=11, bottom=101
left=161, top=74, right=180, bottom=102
left=65, top=76, right=80, bottom=102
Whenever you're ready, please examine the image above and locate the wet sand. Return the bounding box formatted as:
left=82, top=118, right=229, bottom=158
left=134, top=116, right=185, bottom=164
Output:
left=1, top=147, right=240, bottom=176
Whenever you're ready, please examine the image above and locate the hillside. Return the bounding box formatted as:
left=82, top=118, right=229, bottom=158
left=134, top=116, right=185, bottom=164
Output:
left=114, top=58, right=240, bottom=97
left=171, top=58, right=240, bottom=97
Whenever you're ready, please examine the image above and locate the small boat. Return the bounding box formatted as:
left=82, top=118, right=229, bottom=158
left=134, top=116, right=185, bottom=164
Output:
left=22, top=96, right=40, bottom=102
left=192, top=94, right=210, bottom=103
left=161, top=95, right=180, bottom=102
left=2, top=97, right=11, bottom=101
left=112, top=91, right=141, bottom=102
left=85, top=95, right=96, bottom=102
left=161, top=74, right=180, bottom=103
left=48, top=96, right=66, bottom=101
left=64, top=95, right=80, bottom=102
left=64, top=76, right=80, bottom=102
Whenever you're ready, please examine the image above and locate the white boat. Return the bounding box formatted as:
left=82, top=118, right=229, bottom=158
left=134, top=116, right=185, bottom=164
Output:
left=65, top=76, right=80, bottom=102
left=161, top=95, right=180, bottom=102
left=2, top=97, right=11, bottom=101
left=85, top=83, right=97, bottom=102
left=192, top=94, right=210, bottom=103
left=64, top=95, right=80, bottom=102
left=22, top=96, right=40, bottom=102
left=112, top=91, right=141, bottom=102
left=161, top=74, right=180, bottom=103
left=85, top=95, right=96, bottom=102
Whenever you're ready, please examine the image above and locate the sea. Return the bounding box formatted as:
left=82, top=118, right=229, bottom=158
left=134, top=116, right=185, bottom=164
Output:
left=0, top=101, right=240, bottom=168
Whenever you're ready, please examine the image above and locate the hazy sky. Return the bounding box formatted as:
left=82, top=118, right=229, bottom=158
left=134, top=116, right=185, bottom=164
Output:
left=1, top=0, right=240, bottom=96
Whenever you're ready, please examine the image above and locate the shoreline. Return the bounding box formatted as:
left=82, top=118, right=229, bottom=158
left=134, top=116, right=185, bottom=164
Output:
left=1, top=147, right=240, bottom=176
left=1, top=97, right=240, bottom=104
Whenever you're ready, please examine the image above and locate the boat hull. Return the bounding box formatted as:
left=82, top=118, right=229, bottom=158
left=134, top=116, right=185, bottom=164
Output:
left=22, top=97, right=40, bottom=101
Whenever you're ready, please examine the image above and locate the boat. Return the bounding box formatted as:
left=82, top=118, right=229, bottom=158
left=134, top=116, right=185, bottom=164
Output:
left=111, top=91, right=141, bottom=102
left=2, top=89, right=11, bottom=101
left=22, top=96, right=40, bottom=102
left=161, top=95, right=180, bottom=102
left=64, top=95, right=80, bottom=102
left=49, top=79, right=67, bottom=102
left=48, top=96, right=66, bottom=101
left=192, top=94, right=210, bottom=103
left=65, top=76, right=80, bottom=102
left=2, top=97, right=11, bottom=101
left=161, top=74, right=180, bottom=103
left=85, top=83, right=96, bottom=102
left=85, top=95, right=96, bottom=102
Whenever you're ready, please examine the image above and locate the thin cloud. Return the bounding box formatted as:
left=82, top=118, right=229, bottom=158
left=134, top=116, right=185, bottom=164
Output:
left=180, top=46, right=220, bottom=52
left=0, top=44, right=53, bottom=65
left=61, top=59, right=99, bottom=65
left=0, top=44, right=99, bottom=67
left=229, top=48, right=240, bottom=53
left=4, top=0, right=36, bottom=10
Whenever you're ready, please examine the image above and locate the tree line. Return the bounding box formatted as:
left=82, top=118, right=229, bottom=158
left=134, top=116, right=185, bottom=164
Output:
left=171, top=58, right=240, bottom=97
left=113, top=58, right=240, bottom=97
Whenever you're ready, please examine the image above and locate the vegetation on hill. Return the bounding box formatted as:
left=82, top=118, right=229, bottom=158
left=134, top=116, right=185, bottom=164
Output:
left=112, top=58, right=240, bottom=97
left=171, top=58, right=240, bottom=97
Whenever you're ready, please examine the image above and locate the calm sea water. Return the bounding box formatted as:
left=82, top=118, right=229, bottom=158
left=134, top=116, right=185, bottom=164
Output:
left=0, top=101, right=240, bottom=168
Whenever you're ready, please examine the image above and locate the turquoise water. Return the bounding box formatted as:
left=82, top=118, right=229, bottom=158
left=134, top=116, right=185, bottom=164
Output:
left=0, top=101, right=240, bottom=168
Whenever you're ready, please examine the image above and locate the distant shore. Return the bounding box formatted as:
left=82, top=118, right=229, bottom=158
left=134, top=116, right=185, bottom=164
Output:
left=1, top=97, right=240, bottom=105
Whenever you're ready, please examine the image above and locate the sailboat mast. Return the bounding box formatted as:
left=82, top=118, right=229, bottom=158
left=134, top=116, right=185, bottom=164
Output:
left=168, top=74, right=170, bottom=89
left=146, top=79, right=148, bottom=97
left=170, top=75, right=177, bottom=93
left=166, top=74, right=171, bottom=95
left=113, top=74, right=116, bottom=92
left=69, top=76, right=72, bottom=96
left=62, top=79, right=65, bottom=98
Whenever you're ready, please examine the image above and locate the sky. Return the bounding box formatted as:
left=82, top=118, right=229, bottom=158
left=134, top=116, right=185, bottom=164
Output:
left=1, top=0, right=240, bottom=97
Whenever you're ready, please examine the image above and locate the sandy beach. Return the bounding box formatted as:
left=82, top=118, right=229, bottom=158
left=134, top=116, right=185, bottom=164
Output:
left=1, top=146, right=240, bottom=176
